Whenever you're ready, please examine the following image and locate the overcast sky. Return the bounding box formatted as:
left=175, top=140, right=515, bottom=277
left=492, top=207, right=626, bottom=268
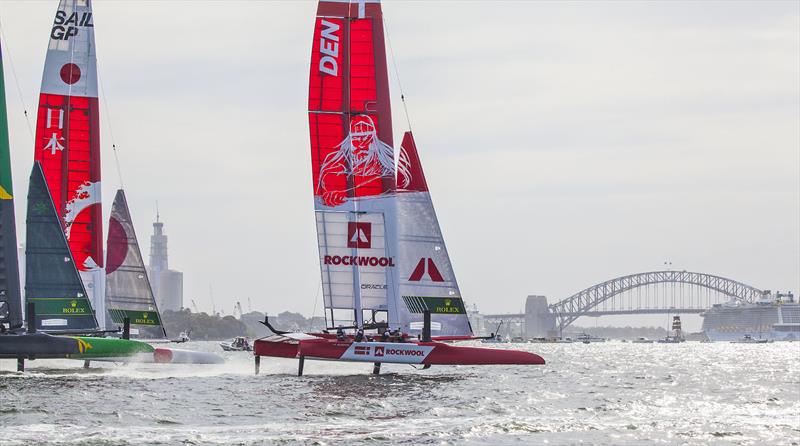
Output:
left=0, top=1, right=797, bottom=329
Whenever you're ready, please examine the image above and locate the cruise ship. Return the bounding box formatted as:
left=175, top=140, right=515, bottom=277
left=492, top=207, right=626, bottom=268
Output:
left=701, top=292, right=799, bottom=341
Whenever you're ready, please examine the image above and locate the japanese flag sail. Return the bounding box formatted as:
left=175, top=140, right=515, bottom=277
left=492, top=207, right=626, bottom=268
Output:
left=33, top=0, right=104, bottom=328
left=105, top=190, right=167, bottom=339
left=309, top=0, right=400, bottom=329
left=396, top=132, right=472, bottom=336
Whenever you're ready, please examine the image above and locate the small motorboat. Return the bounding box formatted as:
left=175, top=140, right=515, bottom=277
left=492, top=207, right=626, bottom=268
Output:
left=220, top=336, right=252, bottom=351
left=480, top=334, right=506, bottom=344
left=575, top=332, right=606, bottom=344
left=730, top=334, right=770, bottom=344
left=632, top=337, right=654, bottom=344
left=172, top=330, right=191, bottom=343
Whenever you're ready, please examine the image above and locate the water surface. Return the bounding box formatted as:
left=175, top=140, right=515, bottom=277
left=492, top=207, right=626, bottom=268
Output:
left=1, top=341, right=798, bottom=445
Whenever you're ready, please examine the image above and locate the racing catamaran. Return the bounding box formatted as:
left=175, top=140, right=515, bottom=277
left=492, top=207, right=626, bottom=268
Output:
left=3, top=0, right=221, bottom=367
left=253, top=0, right=544, bottom=374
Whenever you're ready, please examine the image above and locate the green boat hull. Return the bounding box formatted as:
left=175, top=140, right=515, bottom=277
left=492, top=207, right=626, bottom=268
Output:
left=66, top=336, right=154, bottom=359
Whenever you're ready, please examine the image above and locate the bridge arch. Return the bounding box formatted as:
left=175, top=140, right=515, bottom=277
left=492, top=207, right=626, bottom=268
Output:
left=549, top=270, right=766, bottom=331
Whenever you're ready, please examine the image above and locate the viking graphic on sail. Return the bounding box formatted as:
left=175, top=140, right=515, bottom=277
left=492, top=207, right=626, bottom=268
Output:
left=317, top=115, right=410, bottom=207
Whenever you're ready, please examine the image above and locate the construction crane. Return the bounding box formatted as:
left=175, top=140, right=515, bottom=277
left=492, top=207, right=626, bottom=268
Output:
left=247, top=298, right=252, bottom=313
left=234, top=301, right=244, bottom=319
left=191, top=299, right=199, bottom=313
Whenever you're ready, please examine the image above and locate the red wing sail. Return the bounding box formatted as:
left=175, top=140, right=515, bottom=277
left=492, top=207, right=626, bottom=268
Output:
left=310, top=0, right=401, bottom=329
left=34, top=0, right=102, bottom=273
left=33, top=0, right=104, bottom=326
left=309, top=0, right=395, bottom=208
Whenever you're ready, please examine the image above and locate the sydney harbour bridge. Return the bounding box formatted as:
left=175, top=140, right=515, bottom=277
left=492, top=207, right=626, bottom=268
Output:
left=482, top=270, right=772, bottom=337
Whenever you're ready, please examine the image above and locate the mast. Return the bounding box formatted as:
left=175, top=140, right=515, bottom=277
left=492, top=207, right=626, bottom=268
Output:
left=0, top=40, right=23, bottom=331
left=33, top=0, right=104, bottom=329
left=310, top=0, right=398, bottom=330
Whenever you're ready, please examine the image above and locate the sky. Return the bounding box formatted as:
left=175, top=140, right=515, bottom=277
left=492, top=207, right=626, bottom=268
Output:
left=0, top=1, right=797, bottom=330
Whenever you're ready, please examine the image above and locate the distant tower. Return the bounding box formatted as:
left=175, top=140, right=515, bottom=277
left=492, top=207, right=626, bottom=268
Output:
left=149, top=209, right=168, bottom=274
left=147, top=207, right=183, bottom=312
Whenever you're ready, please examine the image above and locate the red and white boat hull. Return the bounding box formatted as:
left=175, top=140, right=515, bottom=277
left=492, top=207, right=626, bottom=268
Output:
left=254, top=336, right=545, bottom=366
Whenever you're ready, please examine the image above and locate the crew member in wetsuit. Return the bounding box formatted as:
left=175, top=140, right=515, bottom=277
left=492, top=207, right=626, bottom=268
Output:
left=354, top=328, right=365, bottom=342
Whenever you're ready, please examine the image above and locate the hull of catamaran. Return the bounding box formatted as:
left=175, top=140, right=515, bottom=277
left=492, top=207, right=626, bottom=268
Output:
left=254, top=335, right=545, bottom=366
left=0, top=333, right=222, bottom=364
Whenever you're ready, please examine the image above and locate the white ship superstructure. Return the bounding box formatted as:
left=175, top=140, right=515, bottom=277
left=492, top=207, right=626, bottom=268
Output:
left=701, top=292, right=799, bottom=341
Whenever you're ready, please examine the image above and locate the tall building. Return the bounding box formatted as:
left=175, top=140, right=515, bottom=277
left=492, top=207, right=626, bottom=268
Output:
left=148, top=213, right=183, bottom=312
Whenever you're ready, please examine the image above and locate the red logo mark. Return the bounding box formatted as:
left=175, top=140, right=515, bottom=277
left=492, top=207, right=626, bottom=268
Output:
left=347, top=222, right=372, bottom=249
left=354, top=346, right=370, bottom=356
left=374, top=346, right=385, bottom=357
left=60, top=63, right=81, bottom=85
left=409, top=258, right=444, bottom=282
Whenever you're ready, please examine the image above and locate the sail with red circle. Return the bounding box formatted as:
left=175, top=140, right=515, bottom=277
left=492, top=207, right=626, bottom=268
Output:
left=105, top=190, right=166, bottom=339
left=32, top=0, right=104, bottom=327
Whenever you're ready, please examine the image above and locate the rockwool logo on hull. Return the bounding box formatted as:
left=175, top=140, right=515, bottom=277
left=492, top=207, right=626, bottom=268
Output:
left=385, top=349, right=424, bottom=357
left=324, top=255, right=395, bottom=267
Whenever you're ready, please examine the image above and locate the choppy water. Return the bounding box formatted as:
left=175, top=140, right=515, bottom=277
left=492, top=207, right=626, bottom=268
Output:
left=1, top=341, right=798, bottom=445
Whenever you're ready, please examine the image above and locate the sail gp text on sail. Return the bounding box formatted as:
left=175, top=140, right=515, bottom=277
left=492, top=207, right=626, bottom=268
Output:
left=51, top=11, right=93, bottom=41
left=324, top=255, right=395, bottom=267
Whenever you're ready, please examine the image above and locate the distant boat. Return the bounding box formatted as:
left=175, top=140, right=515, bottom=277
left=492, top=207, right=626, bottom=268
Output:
left=220, top=337, right=252, bottom=352
left=575, top=332, right=606, bottom=344
left=657, top=316, right=686, bottom=343
left=730, top=334, right=770, bottom=344
left=172, top=330, right=191, bottom=344
left=702, top=293, right=799, bottom=342
left=632, top=337, right=654, bottom=344
left=480, top=334, right=506, bottom=344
